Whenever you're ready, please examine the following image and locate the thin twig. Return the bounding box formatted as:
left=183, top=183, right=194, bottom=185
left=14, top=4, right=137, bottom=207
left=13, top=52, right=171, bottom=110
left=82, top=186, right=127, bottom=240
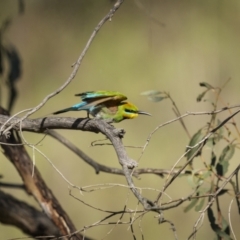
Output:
left=140, top=105, right=240, bottom=159
left=228, top=199, right=236, bottom=240
left=0, top=0, right=124, bottom=136
left=188, top=164, right=240, bottom=239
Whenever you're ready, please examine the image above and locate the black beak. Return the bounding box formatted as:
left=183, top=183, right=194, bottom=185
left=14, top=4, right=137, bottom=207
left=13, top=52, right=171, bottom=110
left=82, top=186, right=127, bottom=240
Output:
left=138, top=110, right=151, bottom=116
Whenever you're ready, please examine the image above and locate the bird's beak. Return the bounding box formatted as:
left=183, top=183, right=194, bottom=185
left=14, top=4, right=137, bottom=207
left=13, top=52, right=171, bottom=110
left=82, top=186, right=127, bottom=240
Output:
left=138, top=110, right=151, bottom=116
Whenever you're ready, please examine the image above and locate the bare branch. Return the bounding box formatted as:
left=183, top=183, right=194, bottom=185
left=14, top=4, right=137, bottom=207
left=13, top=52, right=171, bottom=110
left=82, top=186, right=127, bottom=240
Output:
left=0, top=114, right=159, bottom=210
left=0, top=190, right=60, bottom=239
left=0, top=0, right=124, bottom=136
left=0, top=109, right=86, bottom=239
left=47, top=129, right=125, bottom=175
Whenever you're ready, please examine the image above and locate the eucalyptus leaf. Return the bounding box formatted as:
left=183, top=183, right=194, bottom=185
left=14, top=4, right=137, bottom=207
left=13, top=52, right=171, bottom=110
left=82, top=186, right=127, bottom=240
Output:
left=141, top=90, right=162, bottom=96
left=195, top=197, right=205, bottom=211
left=219, top=144, right=235, bottom=163
left=184, top=198, right=199, bottom=212
left=199, top=82, right=214, bottom=89
left=217, top=189, right=229, bottom=196
left=211, top=151, right=217, bottom=167
left=148, top=95, right=166, bottom=102
left=216, top=163, right=223, bottom=176
left=207, top=208, right=231, bottom=239
left=186, top=129, right=204, bottom=160
left=197, top=90, right=208, bottom=102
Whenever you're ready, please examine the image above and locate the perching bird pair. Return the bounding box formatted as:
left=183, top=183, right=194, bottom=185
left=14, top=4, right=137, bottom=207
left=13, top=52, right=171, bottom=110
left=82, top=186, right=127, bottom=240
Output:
left=53, top=90, right=151, bottom=123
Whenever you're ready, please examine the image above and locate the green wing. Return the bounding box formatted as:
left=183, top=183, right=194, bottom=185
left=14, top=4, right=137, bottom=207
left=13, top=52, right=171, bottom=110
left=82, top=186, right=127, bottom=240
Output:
left=75, top=91, right=127, bottom=103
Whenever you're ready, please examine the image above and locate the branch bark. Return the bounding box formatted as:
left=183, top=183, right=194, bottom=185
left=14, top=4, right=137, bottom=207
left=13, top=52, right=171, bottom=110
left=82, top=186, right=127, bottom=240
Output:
left=0, top=110, right=89, bottom=240
left=0, top=114, right=158, bottom=210
left=0, top=190, right=60, bottom=239
left=0, top=0, right=124, bottom=136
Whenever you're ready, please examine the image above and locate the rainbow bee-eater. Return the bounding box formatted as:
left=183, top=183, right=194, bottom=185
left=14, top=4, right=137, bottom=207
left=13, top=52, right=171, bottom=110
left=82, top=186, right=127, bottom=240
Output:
left=53, top=91, right=151, bottom=123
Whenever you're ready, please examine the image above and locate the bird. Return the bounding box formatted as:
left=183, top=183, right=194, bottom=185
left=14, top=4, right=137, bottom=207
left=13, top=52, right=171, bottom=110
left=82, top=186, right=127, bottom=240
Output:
left=53, top=90, right=151, bottom=123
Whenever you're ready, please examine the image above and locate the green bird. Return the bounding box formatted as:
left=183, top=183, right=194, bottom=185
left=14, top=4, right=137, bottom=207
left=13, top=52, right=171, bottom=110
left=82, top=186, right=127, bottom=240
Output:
left=53, top=90, right=151, bottom=123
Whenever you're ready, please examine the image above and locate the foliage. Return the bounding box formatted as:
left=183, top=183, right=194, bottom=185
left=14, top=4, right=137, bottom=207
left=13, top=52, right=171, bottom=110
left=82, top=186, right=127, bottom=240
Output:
left=142, top=81, right=240, bottom=239
left=1, top=1, right=240, bottom=240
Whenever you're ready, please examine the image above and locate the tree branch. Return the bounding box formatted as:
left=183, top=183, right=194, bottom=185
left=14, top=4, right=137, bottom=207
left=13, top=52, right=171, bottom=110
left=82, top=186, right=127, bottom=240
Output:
left=0, top=0, right=124, bottom=136
left=0, top=114, right=159, bottom=210
left=0, top=110, right=88, bottom=240
left=0, top=190, right=60, bottom=239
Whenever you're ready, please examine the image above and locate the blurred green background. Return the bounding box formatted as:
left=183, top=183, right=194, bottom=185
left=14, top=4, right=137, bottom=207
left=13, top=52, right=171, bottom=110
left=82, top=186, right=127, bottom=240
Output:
left=1, top=0, right=240, bottom=239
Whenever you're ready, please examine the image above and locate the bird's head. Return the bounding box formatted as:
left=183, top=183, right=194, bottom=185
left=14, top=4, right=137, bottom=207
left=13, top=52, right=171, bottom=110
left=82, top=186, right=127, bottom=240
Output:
left=119, top=102, right=151, bottom=120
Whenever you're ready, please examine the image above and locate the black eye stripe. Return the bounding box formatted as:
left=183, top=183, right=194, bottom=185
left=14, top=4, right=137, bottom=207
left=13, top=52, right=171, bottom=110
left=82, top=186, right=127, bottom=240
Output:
left=125, top=109, right=136, bottom=113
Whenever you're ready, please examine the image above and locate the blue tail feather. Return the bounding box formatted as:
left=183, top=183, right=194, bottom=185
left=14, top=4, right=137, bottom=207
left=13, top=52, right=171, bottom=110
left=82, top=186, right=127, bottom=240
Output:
left=72, top=101, right=88, bottom=110
left=53, top=107, right=75, bottom=114
left=53, top=102, right=87, bottom=114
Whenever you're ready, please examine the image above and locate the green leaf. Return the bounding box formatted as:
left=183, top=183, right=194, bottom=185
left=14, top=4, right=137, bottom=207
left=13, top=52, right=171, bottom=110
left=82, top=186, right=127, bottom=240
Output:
left=141, top=90, right=162, bottom=96
left=186, top=129, right=204, bottom=160
left=207, top=208, right=232, bottom=240
left=217, top=119, right=224, bottom=137
left=187, top=174, right=200, bottom=188
left=199, top=82, right=214, bottom=89
left=216, top=162, right=224, bottom=176
left=197, top=82, right=215, bottom=102
left=200, top=170, right=211, bottom=180
left=219, top=144, right=235, bottom=163
left=217, top=189, right=229, bottom=196
left=206, top=137, right=215, bottom=147
left=211, top=151, right=217, bottom=167
left=141, top=90, right=167, bottom=102
left=198, top=185, right=211, bottom=196
left=195, top=197, right=205, bottom=211
left=148, top=96, right=167, bottom=102
left=184, top=198, right=199, bottom=212
left=222, top=161, right=230, bottom=176
left=196, top=90, right=208, bottom=102
left=141, top=90, right=168, bottom=102
left=222, top=217, right=231, bottom=236
left=216, top=144, right=235, bottom=176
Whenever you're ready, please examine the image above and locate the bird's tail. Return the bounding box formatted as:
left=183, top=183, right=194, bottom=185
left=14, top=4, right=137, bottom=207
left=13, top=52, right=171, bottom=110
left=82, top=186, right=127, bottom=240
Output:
left=53, top=102, right=88, bottom=115
left=53, top=107, right=75, bottom=115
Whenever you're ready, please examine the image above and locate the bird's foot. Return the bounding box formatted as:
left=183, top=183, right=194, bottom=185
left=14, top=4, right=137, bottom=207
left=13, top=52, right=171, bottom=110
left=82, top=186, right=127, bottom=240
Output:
left=121, top=158, right=138, bottom=169
left=113, top=128, right=125, bottom=138
left=104, top=119, right=114, bottom=124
